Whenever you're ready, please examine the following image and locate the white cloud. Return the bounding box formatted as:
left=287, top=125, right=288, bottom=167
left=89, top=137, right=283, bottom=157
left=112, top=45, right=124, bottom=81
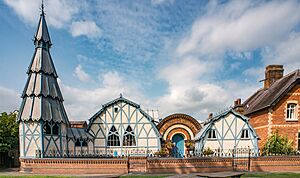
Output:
left=61, top=71, right=147, bottom=120
left=156, top=57, right=230, bottom=118
left=262, top=32, right=300, bottom=73
left=155, top=0, right=300, bottom=119
left=73, top=65, right=94, bottom=83
left=4, top=0, right=79, bottom=28
left=0, top=86, right=20, bottom=112
left=70, top=21, right=102, bottom=39
left=177, top=1, right=300, bottom=56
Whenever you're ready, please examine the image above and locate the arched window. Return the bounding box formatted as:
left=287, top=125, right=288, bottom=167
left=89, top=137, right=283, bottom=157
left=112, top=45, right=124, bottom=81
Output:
left=107, top=126, right=120, bottom=146
left=287, top=103, right=297, bottom=120
left=123, top=126, right=136, bottom=146
left=44, top=122, right=51, bottom=134
left=82, top=140, right=88, bottom=147
left=75, top=139, right=81, bottom=147
left=52, top=124, right=59, bottom=135
left=43, top=121, right=59, bottom=135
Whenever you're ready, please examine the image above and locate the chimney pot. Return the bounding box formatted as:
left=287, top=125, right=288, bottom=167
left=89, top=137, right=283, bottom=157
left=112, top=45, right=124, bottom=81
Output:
left=234, top=98, right=242, bottom=107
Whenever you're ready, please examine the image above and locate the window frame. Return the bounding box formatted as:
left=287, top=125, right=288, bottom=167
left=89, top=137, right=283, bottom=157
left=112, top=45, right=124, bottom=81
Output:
left=107, top=126, right=120, bottom=147
left=207, top=129, right=217, bottom=139
left=241, top=129, right=250, bottom=139
left=123, top=125, right=136, bottom=147
left=286, top=102, right=298, bottom=121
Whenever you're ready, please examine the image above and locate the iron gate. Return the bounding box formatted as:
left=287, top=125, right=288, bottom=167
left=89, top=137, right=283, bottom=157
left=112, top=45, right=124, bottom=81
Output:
left=232, top=148, right=250, bottom=172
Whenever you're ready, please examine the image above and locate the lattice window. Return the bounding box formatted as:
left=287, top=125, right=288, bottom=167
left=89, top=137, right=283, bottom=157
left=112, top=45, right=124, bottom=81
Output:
left=287, top=103, right=297, bottom=120
left=241, top=129, right=249, bottom=139
left=208, top=129, right=216, bottom=139
left=43, top=121, right=60, bottom=135
left=123, top=126, right=136, bottom=146
left=107, top=126, right=120, bottom=146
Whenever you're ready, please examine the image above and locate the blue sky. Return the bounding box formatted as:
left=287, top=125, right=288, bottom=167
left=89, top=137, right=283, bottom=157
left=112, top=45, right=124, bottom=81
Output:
left=1, top=0, right=300, bottom=121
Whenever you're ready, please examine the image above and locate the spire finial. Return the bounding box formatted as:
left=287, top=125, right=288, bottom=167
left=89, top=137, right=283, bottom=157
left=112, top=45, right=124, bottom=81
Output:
left=41, top=0, right=45, bottom=16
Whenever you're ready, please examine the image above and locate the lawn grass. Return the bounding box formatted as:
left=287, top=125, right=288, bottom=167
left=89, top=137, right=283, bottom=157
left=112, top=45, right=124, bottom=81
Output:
left=121, top=176, right=166, bottom=178
left=0, top=176, right=71, bottom=178
left=242, top=172, right=300, bottom=178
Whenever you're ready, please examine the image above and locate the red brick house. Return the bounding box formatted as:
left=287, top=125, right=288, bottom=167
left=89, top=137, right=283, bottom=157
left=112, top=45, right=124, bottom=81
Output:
left=242, top=65, right=300, bottom=149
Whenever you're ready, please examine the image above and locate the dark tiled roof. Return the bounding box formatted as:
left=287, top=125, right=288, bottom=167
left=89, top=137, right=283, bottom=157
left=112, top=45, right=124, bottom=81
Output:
left=17, top=11, right=69, bottom=124
left=67, top=128, right=93, bottom=140
left=243, top=69, right=300, bottom=115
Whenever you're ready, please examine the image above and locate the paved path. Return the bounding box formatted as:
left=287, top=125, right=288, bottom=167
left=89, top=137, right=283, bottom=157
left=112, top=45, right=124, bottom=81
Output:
left=0, top=168, right=121, bottom=177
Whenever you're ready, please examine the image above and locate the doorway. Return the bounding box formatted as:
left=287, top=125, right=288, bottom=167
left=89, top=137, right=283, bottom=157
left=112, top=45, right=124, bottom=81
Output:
left=172, top=133, right=185, bottom=157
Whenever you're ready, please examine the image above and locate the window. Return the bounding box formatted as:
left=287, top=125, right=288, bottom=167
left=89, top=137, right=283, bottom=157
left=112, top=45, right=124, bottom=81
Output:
left=114, top=107, right=119, bottom=113
left=298, top=133, right=300, bottom=151
left=241, top=129, right=249, bottom=139
left=123, top=126, right=136, bottom=146
left=44, top=122, right=51, bottom=134
left=107, top=126, right=120, bottom=146
left=75, top=140, right=81, bottom=147
left=52, top=124, right=59, bottom=135
left=43, top=121, right=59, bottom=135
left=208, top=129, right=217, bottom=139
left=287, top=103, right=297, bottom=120
left=82, top=140, right=88, bottom=147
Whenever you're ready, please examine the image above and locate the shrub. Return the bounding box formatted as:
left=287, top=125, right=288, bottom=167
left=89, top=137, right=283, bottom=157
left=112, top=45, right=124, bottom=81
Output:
left=203, top=147, right=214, bottom=156
left=263, top=130, right=295, bottom=155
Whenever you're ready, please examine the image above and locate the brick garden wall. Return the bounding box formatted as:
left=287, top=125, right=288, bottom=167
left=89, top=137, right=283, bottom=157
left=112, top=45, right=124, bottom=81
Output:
left=19, top=156, right=300, bottom=174
left=19, top=158, right=129, bottom=174
left=147, top=157, right=233, bottom=174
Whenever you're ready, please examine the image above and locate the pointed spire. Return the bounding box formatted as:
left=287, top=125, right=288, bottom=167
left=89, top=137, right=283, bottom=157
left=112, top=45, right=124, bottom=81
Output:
left=34, top=0, right=51, bottom=45
left=18, top=4, right=69, bottom=124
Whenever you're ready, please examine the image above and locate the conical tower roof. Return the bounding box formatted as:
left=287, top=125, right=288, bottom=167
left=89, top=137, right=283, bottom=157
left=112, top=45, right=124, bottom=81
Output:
left=17, top=6, right=69, bottom=124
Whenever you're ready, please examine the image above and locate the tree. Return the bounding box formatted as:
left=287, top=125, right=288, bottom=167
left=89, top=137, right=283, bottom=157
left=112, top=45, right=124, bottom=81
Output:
left=263, top=130, right=295, bottom=155
left=0, top=112, right=19, bottom=152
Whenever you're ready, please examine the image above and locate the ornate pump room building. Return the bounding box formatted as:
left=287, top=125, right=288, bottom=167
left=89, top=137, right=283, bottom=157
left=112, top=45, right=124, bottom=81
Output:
left=17, top=6, right=163, bottom=158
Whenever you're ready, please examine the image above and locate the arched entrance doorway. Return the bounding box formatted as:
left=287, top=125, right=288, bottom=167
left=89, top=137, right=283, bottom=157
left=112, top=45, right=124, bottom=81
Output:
left=172, top=133, right=184, bottom=157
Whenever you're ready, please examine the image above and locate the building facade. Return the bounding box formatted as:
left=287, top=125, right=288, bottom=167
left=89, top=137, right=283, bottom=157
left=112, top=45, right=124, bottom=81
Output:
left=194, top=109, right=259, bottom=156
left=157, top=114, right=201, bottom=157
left=87, top=96, right=161, bottom=156
left=243, top=65, right=300, bottom=149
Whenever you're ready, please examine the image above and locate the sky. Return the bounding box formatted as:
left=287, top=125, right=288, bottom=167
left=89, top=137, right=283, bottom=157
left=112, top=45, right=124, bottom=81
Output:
left=0, top=0, right=300, bottom=121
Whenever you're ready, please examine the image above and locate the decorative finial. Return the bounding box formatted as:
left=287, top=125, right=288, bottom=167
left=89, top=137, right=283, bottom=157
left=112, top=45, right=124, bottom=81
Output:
left=41, top=0, right=45, bottom=16
left=120, top=93, right=123, bottom=98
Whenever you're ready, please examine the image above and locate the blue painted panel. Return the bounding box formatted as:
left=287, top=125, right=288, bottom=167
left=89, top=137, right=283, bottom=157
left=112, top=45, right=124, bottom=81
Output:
left=172, top=134, right=184, bottom=158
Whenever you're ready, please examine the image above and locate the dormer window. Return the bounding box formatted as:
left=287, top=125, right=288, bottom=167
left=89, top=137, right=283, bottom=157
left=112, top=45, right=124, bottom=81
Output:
left=287, top=103, right=297, bottom=120
left=241, top=129, right=249, bottom=139
left=208, top=129, right=217, bottom=139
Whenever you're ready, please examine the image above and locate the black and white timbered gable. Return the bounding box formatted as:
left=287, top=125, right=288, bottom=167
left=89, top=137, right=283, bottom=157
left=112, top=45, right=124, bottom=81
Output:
left=87, top=96, right=161, bottom=156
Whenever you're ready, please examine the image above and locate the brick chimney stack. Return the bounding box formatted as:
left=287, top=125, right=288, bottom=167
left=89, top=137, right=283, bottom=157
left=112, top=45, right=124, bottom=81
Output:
left=233, top=98, right=244, bottom=114
left=264, top=65, right=284, bottom=89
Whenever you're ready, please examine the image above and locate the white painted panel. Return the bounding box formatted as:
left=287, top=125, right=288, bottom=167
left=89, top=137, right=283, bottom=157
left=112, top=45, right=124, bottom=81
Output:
left=138, top=139, right=147, bottom=146
left=148, top=138, right=158, bottom=146
left=94, top=138, right=106, bottom=146
left=205, top=140, right=220, bottom=150
left=148, top=128, right=157, bottom=138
